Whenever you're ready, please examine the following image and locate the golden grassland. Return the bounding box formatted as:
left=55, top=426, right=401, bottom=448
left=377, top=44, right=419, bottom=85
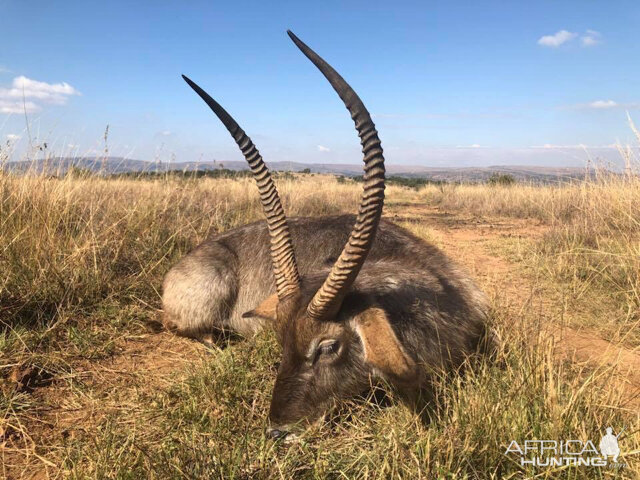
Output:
left=0, top=167, right=639, bottom=478
left=421, top=175, right=640, bottom=345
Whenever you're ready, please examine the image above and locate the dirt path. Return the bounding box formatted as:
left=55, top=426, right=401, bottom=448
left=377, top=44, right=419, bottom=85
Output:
left=2, top=332, right=209, bottom=479
left=386, top=203, right=640, bottom=407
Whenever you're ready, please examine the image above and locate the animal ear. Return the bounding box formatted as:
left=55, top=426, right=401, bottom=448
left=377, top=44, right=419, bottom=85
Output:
left=242, top=293, right=279, bottom=322
left=353, top=307, right=416, bottom=382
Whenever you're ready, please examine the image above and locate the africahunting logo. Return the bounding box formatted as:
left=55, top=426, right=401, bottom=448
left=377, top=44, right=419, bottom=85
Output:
left=505, top=427, right=627, bottom=468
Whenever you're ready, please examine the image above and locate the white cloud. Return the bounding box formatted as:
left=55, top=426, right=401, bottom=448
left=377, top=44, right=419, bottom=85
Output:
left=0, top=99, right=39, bottom=114
left=567, top=100, right=640, bottom=110
left=160, top=130, right=172, bottom=136
left=7, top=76, right=79, bottom=103
left=68, top=143, right=78, bottom=149
left=317, top=145, right=330, bottom=152
left=538, top=29, right=603, bottom=49
left=6, top=133, right=20, bottom=141
left=531, top=143, right=583, bottom=149
left=0, top=66, right=11, bottom=74
left=538, top=30, right=578, bottom=47
left=588, top=100, right=618, bottom=109
left=456, top=144, right=486, bottom=149
left=581, top=30, right=602, bottom=47
left=529, top=143, right=616, bottom=149
left=0, top=76, right=80, bottom=113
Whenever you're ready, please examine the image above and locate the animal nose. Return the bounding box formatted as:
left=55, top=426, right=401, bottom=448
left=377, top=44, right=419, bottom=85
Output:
left=267, top=427, right=287, bottom=440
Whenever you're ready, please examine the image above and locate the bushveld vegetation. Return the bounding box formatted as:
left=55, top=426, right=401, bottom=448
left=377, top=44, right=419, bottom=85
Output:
left=487, top=172, right=517, bottom=186
left=111, top=168, right=255, bottom=180
left=1, top=136, right=639, bottom=477
left=352, top=174, right=447, bottom=189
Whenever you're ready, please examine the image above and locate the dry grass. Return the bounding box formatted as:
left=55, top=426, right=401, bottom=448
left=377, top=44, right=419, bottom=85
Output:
left=420, top=172, right=640, bottom=346
left=0, top=163, right=639, bottom=478
left=0, top=174, right=366, bottom=325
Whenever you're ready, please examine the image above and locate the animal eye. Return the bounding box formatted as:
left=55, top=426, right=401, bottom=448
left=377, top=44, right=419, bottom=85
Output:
left=309, top=340, right=341, bottom=364
left=317, top=340, right=339, bottom=357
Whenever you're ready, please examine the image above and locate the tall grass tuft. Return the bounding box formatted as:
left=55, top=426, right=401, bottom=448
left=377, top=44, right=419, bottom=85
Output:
left=0, top=174, right=367, bottom=328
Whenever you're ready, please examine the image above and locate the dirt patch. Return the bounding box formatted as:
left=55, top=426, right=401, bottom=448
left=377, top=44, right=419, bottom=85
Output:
left=7, top=366, right=54, bottom=394
left=388, top=203, right=549, bottom=239
left=552, top=326, right=640, bottom=402
left=1, top=331, right=208, bottom=479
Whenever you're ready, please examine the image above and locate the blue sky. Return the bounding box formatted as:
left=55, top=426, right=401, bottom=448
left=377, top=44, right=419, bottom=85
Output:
left=1, top=0, right=639, bottom=167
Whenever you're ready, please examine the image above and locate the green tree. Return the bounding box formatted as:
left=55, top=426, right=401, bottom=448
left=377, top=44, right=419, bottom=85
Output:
left=488, top=173, right=516, bottom=186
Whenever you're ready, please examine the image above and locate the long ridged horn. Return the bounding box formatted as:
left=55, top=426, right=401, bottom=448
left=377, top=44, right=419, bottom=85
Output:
left=182, top=75, right=301, bottom=299
left=287, top=31, right=386, bottom=319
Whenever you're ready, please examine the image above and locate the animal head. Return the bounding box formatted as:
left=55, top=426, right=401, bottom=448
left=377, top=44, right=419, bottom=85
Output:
left=183, top=31, right=415, bottom=438
left=244, top=280, right=417, bottom=434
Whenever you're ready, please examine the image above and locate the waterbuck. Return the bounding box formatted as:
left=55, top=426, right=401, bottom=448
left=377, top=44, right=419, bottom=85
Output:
left=165, top=31, right=492, bottom=439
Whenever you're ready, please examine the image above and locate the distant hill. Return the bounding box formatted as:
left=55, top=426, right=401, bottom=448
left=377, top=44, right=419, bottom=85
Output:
left=1, top=157, right=602, bottom=183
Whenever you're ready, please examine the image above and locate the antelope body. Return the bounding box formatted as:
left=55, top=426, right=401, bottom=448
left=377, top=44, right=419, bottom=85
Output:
left=163, top=215, right=475, bottom=340
left=164, top=31, right=492, bottom=439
